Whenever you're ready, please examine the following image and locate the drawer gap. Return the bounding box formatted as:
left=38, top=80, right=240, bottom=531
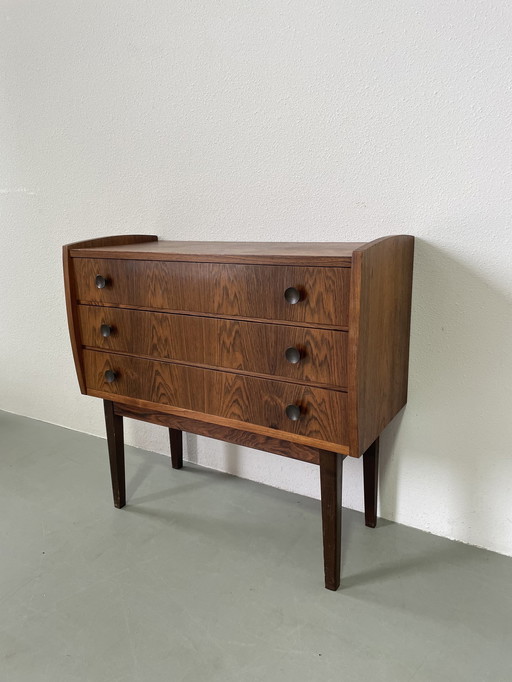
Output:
left=76, top=302, right=349, bottom=332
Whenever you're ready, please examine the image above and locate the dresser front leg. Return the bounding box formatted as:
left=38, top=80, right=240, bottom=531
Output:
left=363, top=438, right=379, bottom=528
left=169, top=428, right=183, bottom=469
left=103, top=400, right=126, bottom=509
left=319, top=451, right=345, bottom=591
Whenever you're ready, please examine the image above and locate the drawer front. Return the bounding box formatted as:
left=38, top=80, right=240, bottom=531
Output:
left=73, top=258, right=350, bottom=326
left=83, top=350, right=348, bottom=446
left=78, top=306, right=347, bottom=388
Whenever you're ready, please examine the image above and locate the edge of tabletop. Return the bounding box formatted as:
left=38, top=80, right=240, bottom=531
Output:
left=66, top=234, right=413, bottom=267
left=66, top=236, right=367, bottom=267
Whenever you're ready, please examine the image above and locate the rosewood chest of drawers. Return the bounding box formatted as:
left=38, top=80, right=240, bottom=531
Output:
left=63, top=236, right=414, bottom=590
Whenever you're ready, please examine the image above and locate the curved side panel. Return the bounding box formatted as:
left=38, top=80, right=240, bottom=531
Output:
left=62, top=235, right=158, bottom=393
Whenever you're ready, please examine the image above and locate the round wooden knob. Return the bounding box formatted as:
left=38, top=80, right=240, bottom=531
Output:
left=285, top=404, right=301, bottom=421
left=284, top=287, right=301, bottom=304
left=95, top=275, right=108, bottom=289
left=285, top=347, right=301, bottom=364
left=100, top=324, right=112, bottom=338
left=104, top=369, right=117, bottom=383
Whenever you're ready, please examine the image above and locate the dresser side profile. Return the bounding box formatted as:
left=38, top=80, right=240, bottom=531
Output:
left=347, top=236, right=415, bottom=457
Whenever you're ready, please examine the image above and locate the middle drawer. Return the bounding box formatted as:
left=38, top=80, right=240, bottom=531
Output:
left=78, top=305, right=347, bottom=388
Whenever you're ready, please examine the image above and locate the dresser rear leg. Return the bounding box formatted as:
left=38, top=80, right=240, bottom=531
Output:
left=103, top=400, right=126, bottom=509
left=169, top=428, right=183, bottom=469
left=319, top=451, right=345, bottom=591
left=363, top=438, right=379, bottom=528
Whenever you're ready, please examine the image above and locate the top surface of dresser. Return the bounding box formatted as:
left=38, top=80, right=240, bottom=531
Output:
left=69, top=240, right=364, bottom=266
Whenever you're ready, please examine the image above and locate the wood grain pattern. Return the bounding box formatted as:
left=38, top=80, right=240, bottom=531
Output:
left=63, top=235, right=157, bottom=394
left=83, top=350, right=349, bottom=450
left=347, top=236, right=414, bottom=456
left=78, top=305, right=348, bottom=389
left=70, top=240, right=363, bottom=266
left=114, top=402, right=322, bottom=464
left=73, top=258, right=351, bottom=326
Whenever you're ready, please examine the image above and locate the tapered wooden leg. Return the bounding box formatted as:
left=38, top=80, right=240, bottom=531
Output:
left=319, top=451, right=345, bottom=591
left=363, top=438, right=379, bottom=528
left=103, top=400, right=126, bottom=509
left=169, top=428, right=183, bottom=469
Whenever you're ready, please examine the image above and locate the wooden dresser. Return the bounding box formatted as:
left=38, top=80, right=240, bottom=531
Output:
left=63, top=236, right=414, bottom=590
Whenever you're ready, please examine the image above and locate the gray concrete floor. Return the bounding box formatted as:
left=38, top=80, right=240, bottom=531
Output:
left=1, top=411, right=511, bottom=682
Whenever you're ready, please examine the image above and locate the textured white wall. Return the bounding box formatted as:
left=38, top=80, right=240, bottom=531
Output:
left=1, top=1, right=511, bottom=555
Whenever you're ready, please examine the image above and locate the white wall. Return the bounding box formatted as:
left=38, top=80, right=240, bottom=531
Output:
left=1, top=1, right=511, bottom=556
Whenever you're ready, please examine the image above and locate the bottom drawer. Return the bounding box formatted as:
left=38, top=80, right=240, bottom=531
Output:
left=83, top=350, right=348, bottom=448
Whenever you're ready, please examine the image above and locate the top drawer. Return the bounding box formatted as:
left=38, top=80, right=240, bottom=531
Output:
left=72, top=259, right=350, bottom=326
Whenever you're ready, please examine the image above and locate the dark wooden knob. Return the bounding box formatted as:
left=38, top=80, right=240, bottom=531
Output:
left=95, top=275, right=108, bottom=289
left=285, top=347, right=301, bottom=364
left=100, top=324, right=112, bottom=338
left=285, top=404, right=301, bottom=421
left=104, top=369, right=117, bottom=383
left=284, top=287, right=301, bottom=304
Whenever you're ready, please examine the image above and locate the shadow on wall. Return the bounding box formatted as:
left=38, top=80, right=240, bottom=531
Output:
left=379, top=237, right=512, bottom=550
left=185, top=432, right=199, bottom=466
left=185, top=433, right=246, bottom=479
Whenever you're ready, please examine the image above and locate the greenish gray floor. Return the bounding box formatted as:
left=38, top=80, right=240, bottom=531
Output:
left=1, top=410, right=511, bottom=682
